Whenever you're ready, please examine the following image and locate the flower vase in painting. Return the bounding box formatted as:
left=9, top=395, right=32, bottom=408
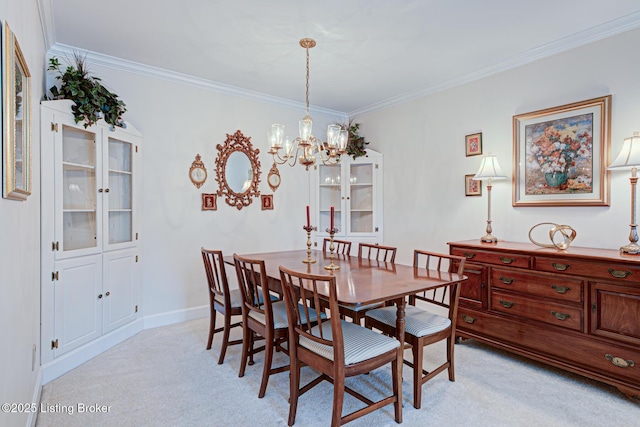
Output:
left=525, top=113, right=593, bottom=195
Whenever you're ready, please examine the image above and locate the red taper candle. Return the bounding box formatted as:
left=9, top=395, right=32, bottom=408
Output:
left=306, top=205, right=310, bottom=227
left=330, top=206, right=334, bottom=230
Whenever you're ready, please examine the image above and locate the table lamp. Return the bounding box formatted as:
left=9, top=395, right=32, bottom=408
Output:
left=473, top=154, right=507, bottom=243
left=608, top=131, right=640, bottom=254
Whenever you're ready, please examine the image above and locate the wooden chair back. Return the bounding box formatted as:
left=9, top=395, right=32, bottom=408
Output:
left=411, top=249, right=466, bottom=313
left=322, top=238, right=352, bottom=256
left=201, top=248, right=231, bottom=305
left=233, top=254, right=274, bottom=324
left=279, top=266, right=343, bottom=364
left=358, top=242, right=397, bottom=263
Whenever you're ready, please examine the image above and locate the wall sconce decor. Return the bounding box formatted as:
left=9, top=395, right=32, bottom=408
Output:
left=189, top=154, right=207, bottom=189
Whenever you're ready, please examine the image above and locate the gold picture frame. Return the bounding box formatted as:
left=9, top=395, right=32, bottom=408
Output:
left=513, top=95, right=611, bottom=207
left=2, top=22, right=31, bottom=200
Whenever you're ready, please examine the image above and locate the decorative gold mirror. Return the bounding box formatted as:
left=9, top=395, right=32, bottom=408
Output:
left=215, top=130, right=261, bottom=210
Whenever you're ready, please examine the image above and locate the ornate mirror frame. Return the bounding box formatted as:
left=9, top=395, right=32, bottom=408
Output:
left=215, top=130, right=261, bottom=210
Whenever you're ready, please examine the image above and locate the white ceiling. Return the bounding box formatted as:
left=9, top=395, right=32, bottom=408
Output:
left=44, top=0, right=640, bottom=115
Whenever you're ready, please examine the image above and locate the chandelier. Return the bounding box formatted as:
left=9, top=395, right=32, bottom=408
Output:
left=268, top=38, right=348, bottom=170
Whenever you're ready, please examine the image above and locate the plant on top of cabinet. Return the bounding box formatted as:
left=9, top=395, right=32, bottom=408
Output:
left=47, top=53, right=127, bottom=129
left=338, top=120, right=370, bottom=159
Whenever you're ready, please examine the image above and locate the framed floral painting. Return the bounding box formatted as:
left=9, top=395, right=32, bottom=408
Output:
left=465, top=132, right=482, bottom=157
left=512, top=95, right=611, bottom=207
left=465, top=174, right=482, bottom=196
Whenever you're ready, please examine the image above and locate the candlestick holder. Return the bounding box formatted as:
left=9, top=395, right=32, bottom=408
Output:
left=324, top=227, right=340, bottom=270
left=302, top=225, right=317, bottom=264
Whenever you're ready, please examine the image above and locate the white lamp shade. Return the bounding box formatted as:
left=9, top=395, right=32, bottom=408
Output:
left=474, top=155, right=507, bottom=181
left=609, top=132, right=640, bottom=170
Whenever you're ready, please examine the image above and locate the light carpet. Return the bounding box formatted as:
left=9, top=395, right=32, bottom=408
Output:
left=36, top=318, right=638, bottom=426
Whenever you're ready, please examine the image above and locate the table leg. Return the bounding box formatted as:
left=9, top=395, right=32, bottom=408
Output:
left=395, top=297, right=405, bottom=418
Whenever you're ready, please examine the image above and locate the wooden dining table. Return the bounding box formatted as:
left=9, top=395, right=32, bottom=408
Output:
left=225, top=248, right=467, bottom=369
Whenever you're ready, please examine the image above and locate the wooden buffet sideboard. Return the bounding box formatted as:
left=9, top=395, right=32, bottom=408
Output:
left=448, top=240, right=640, bottom=399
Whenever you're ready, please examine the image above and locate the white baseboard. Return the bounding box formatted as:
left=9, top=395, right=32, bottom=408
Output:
left=142, top=305, right=208, bottom=329
left=40, top=305, right=209, bottom=386
left=41, top=319, right=143, bottom=384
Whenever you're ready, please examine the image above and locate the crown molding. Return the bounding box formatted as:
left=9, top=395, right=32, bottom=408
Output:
left=349, top=11, right=640, bottom=117
left=36, top=0, right=56, bottom=51
left=47, top=43, right=347, bottom=120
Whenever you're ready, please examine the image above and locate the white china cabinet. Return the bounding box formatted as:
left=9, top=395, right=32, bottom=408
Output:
left=310, top=149, right=383, bottom=250
left=40, top=100, right=142, bottom=375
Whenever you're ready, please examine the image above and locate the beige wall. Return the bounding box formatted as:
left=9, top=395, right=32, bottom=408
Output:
left=0, top=1, right=46, bottom=426
left=359, top=28, right=640, bottom=265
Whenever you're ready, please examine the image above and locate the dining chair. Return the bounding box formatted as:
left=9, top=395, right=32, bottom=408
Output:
left=336, top=242, right=398, bottom=324
left=365, top=249, right=466, bottom=409
left=279, top=265, right=402, bottom=427
left=322, top=238, right=352, bottom=256
left=357, top=242, right=397, bottom=263
left=233, top=253, right=290, bottom=398
left=201, top=248, right=243, bottom=364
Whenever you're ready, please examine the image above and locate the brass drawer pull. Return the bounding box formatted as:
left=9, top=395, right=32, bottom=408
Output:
left=463, top=252, right=476, bottom=259
left=461, top=314, right=476, bottom=324
left=608, top=269, right=632, bottom=279
left=551, top=284, right=570, bottom=294
left=499, top=276, right=514, bottom=285
left=550, top=310, right=570, bottom=321
left=499, top=299, right=514, bottom=308
left=551, top=262, right=570, bottom=271
left=605, top=354, right=635, bottom=368
left=500, top=257, right=515, bottom=264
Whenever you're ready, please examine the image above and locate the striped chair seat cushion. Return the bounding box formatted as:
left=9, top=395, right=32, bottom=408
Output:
left=339, top=301, right=383, bottom=312
left=249, top=300, right=327, bottom=329
left=300, top=320, right=400, bottom=365
left=215, top=289, right=278, bottom=309
left=365, top=306, right=451, bottom=338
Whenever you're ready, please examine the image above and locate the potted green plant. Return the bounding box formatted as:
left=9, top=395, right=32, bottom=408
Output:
left=338, top=120, right=370, bottom=159
left=47, top=53, right=127, bottom=129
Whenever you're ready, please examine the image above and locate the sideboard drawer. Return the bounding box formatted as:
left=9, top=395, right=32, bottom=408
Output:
left=451, top=248, right=530, bottom=268
left=535, top=256, right=640, bottom=283
left=490, top=290, right=583, bottom=332
left=490, top=268, right=583, bottom=303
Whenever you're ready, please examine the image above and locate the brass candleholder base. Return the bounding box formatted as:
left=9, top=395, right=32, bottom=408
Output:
left=324, top=227, right=340, bottom=270
left=302, top=225, right=317, bottom=264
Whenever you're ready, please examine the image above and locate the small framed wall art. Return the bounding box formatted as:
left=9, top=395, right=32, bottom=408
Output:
left=465, top=174, right=482, bottom=196
left=261, top=194, right=273, bottom=210
left=465, top=132, right=482, bottom=157
left=202, top=193, right=217, bottom=210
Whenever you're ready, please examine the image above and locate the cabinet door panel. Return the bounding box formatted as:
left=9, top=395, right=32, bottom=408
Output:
left=55, top=122, right=102, bottom=259
left=590, top=282, right=640, bottom=346
left=103, top=249, right=137, bottom=333
left=54, top=256, right=102, bottom=357
left=458, top=263, right=485, bottom=308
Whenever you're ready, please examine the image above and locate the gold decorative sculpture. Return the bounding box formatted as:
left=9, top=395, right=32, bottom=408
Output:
left=528, top=222, right=577, bottom=250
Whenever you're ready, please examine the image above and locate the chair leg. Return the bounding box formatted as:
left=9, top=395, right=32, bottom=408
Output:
left=447, top=336, right=455, bottom=382
left=206, top=306, right=216, bottom=350
left=331, top=375, right=345, bottom=427
left=413, top=340, right=424, bottom=409
left=393, top=349, right=403, bottom=424
left=238, top=323, right=251, bottom=378
left=218, top=311, right=232, bottom=365
left=258, top=333, right=274, bottom=398
left=287, top=357, right=301, bottom=426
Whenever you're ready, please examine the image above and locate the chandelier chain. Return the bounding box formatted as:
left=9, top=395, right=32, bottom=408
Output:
left=305, top=45, right=310, bottom=116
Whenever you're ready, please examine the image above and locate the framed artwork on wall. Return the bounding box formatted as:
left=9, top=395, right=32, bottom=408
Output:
left=513, top=95, right=611, bottom=207
left=2, top=21, right=32, bottom=201
left=465, top=174, right=482, bottom=196
left=261, top=194, right=273, bottom=210
left=202, top=193, right=217, bottom=210
left=465, top=132, right=482, bottom=157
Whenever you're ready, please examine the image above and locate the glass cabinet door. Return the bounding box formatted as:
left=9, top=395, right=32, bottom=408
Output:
left=318, top=164, right=342, bottom=233
left=106, top=137, right=133, bottom=246
left=348, top=163, right=374, bottom=233
left=60, top=125, right=98, bottom=253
